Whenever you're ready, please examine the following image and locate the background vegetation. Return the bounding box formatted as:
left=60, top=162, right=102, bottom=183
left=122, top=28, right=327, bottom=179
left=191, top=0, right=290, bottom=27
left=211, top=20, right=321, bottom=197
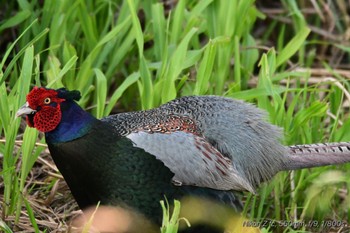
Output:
left=1, top=0, right=350, bottom=232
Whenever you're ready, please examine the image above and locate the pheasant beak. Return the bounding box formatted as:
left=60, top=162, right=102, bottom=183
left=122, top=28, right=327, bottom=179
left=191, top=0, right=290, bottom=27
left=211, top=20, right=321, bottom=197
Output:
left=16, top=102, right=36, bottom=117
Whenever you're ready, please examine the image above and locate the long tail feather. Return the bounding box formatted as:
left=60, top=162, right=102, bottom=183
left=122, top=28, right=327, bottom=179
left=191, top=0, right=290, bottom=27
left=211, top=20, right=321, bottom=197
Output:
left=283, top=142, right=350, bottom=170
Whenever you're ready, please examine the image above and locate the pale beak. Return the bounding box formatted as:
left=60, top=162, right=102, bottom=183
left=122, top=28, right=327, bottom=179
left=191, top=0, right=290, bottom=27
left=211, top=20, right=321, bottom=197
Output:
left=16, top=102, right=36, bottom=117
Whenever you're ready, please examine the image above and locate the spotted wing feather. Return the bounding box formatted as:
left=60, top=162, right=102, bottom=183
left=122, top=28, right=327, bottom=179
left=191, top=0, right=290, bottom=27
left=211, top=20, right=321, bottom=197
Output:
left=126, top=131, right=255, bottom=192
left=103, top=96, right=288, bottom=191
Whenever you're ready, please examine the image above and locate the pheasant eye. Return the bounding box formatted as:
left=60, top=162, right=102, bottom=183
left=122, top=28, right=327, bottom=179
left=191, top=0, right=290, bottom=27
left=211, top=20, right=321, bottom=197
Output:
left=44, top=97, right=51, bottom=104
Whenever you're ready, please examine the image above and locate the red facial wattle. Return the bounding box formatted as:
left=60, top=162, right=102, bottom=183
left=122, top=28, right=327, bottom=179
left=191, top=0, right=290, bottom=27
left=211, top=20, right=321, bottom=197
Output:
left=33, top=105, right=62, bottom=132
left=25, top=87, right=65, bottom=132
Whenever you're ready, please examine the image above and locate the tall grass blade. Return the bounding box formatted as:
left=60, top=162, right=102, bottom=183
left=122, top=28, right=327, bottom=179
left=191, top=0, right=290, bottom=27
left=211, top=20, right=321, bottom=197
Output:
left=104, top=72, right=140, bottom=115
left=276, top=26, right=310, bottom=67
left=93, top=68, right=107, bottom=118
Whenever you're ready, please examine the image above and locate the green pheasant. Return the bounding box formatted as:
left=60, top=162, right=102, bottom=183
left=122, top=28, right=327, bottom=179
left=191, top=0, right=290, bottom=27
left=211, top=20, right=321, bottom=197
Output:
left=17, top=86, right=350, bottom=232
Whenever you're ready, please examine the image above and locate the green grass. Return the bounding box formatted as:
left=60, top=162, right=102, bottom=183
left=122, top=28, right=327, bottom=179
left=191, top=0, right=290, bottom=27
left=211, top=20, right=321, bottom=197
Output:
left=1, top=0, right=350, bottom=232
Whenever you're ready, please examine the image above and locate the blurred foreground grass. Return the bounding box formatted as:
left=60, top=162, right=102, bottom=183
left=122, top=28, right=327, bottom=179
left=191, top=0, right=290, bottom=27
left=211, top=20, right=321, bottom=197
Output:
left=1, top=0, right=350, bottom=232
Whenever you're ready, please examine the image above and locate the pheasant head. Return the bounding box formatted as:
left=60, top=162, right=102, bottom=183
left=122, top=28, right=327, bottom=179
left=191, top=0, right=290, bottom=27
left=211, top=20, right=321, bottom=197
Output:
left=16, top=87, right=81, bottom=132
